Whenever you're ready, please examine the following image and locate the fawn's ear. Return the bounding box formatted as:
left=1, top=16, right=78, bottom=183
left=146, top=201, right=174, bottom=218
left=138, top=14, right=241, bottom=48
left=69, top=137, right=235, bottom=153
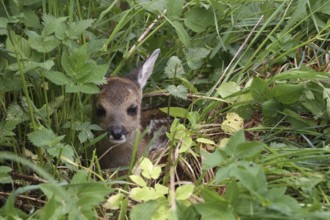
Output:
left=127, top=49, right=160, bottom=88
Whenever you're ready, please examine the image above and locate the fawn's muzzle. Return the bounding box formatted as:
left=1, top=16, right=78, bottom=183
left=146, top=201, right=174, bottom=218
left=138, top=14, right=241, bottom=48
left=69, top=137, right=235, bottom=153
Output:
left=108, top=126, right=128, bottom=144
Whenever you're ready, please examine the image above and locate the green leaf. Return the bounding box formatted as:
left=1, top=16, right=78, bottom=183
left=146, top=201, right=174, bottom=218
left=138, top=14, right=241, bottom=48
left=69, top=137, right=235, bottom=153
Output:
left=28, top=127, right=65, bottom=147
left=140, top=157, right=162, bottom=180
left=130, top=175, right=147, bottom=187
left=130, top=201, right=159, bottom=220
left=27, top=31, right=60, bottom=53
left=159, top=107, right=188, bottom=118
left=22, top=8, right=41, bottom=28
left=250, top=77, right=270, bottom=102
left=271, top=84, right=304, bottom=104
left=166, top=85, right=188, bottom=100
left=185, top=47, right=210, bottom=70
left=223, top=130, right=245, bottom=156
left=61, top=45, right=89, bottom=79
left=65, top=83, right=100, bottom=94
left=43, top=71, right=72, bottom=86
left=66, top=19, right=95, bottom=39
left=217, top=81, right=240, bottom=99
left=42, top=14, right=67, bottom=36
left=129, top=187, right=160, bottom=202
left=184, top=7, right=213, bottom=33
left=165, top=56, right=185, bottom=78
left=167, top=0, right=184, bottom=18
left=138, top=0, right=167, bottom=13
left=233, top=141, right=265, bottom=160
left=201, top=150, right=227, bottom=170
left=262, top=99, right=281, bottom=118
left=194, top=202, right=236, bottom=220
left=176, top=184, right=195, bottom=200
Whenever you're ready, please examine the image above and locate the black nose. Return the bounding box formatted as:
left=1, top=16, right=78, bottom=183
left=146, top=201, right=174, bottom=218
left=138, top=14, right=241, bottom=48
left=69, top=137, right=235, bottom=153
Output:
left=109, top=126, right=128, bottom=140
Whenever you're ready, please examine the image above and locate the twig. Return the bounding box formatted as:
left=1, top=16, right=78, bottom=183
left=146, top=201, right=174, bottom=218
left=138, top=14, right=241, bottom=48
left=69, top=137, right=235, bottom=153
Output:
left=10, top=172, right=47, bottom=184
left=0, top=192, right=46, bottom=205
left=128, top=11, right=165, bottom=57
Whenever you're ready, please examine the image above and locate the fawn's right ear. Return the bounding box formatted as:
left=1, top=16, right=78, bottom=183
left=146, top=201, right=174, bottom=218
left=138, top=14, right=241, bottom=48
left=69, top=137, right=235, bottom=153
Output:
left=127, top=49, right=160, bottom=88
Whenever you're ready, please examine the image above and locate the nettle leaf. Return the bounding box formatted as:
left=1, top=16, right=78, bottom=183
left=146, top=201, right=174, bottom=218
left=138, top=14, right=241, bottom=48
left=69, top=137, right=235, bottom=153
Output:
left=166, top=85, right=188, bottom=100
left=130, top=201, right=159, bottom=220
left=27, top=31, right=60, bottom=53
left=185, top=47, right=210, bottom=70
left=43, top=70, right=73, bottom=86
left=250, top=77, right=270, bottom=102
left=47, top=144, right=75, bottom=162
left=28, top=127, right=65, bottom=147
left=223, top=130, right=245, bottom=156
left=167, top=0, right=184, bottom=18
left=184, top=7, right=213, bottom=33
left=42, top=14, right=67, bottom=37
left=271, top=84, right=304, bottom=104
left=140, top=157, right=162, bottom=179
left=66, top=19, right=95, bottom=39
left=176, top=184, right=195, bottom=200
left=201, top=150, right=226, bottom=170
left=165, top=56, right=185, bottom=78
left=61, top=45, right=89, bottom=79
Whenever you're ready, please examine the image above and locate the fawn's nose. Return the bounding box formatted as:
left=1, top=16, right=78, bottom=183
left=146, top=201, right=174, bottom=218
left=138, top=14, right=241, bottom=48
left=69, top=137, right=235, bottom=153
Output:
left=108, top=126, right=128, bottom=143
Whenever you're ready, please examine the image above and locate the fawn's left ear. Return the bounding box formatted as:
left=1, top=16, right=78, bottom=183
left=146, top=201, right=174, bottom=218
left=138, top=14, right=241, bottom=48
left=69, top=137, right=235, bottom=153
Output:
left=127, top=49, right=160, bottom=88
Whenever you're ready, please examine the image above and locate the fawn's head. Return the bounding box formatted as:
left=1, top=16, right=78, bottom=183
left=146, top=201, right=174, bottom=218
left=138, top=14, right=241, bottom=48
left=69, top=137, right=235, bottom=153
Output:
left=95, top=49, right=160, bottom=145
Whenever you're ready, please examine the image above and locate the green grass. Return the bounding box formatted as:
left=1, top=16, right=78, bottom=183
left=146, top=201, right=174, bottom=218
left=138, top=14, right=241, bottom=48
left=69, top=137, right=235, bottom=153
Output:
left=0, top=0, right=329, bottom=219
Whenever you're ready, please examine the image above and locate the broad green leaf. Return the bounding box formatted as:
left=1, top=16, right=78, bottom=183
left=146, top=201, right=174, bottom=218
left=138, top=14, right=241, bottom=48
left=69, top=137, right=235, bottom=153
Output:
left=195, top=202, right=236, bottom=220
left=22, top=8, right=41, bottom=28
left=167, top=0, right=184, bottom=18
left=262, top=99, right=280, bottom=117
left=184, top=7, right=213, bottom=33
left=234, top=141, right=265, bottom=160
left=271, top=84, right=304, bottom=104
left=159, top=107, right=188, bottom=118
left=47, top=144, right=75, bottom=162
left=7, top=60, right=54, bottom=74
left=130, top=175, right=147, bottom=187
left=166, top=85, right=188, bottom=100
left=61, top=46, right=89, bottom=79
left=223, top=130, right=245, bottom=156
left=130, top=201, right=159, bottom=220
left=165, top=56, right=185, bottom=78
left=66, top=19, right=95, bottom=39
left=28, top=127, right=65, bottom=147
left=65, top=83, right=100, bottom=94
left=201, top=150, right=226, bottom=170
left=155, top=184, right=168, bottom=196
left=129, top=187, right=160, bottom=202
left=176, top=184, right=194, bottom=200
left=27, top=31, right=60, bottom=53
left=138, top=0, right=167, bottom=13
left=43, top=71, right=72, bottom=86
left=185, top=47, right=210, bottom=70
left=250, top=77, right=270, bottom=102
left=103, top=193, right=124, bottom=210
left=217, top=81, right=240, bottom=99
left=70, top=170, right=88, bottom=184
left=42, top=14, right=67, bottom=37
left=140, top=157, right=162, bottom=179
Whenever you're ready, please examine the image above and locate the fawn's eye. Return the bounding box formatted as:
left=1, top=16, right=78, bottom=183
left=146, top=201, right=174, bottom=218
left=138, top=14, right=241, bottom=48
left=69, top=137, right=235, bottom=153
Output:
left=96, top=105, right=106, bottom=117
left=127, top=105, right=138, bottom=116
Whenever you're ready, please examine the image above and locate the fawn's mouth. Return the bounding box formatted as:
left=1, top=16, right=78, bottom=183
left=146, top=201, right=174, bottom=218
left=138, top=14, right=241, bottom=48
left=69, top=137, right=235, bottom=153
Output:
left=108, top=134, right=127, bottom=144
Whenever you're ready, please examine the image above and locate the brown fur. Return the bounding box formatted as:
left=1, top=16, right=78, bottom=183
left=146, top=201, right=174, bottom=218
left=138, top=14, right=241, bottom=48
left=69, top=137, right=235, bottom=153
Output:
left=94, top=49, right=160, bottom=170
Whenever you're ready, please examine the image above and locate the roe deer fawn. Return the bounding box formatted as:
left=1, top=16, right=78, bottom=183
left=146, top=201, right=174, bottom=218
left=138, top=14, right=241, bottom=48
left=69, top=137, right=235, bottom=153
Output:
left=94, top=49, right=160, bottom=170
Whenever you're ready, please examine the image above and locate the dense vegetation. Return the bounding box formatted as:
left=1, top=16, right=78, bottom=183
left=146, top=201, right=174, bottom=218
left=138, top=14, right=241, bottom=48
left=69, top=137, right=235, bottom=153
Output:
left=0, top=0, right=329, bottom=219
